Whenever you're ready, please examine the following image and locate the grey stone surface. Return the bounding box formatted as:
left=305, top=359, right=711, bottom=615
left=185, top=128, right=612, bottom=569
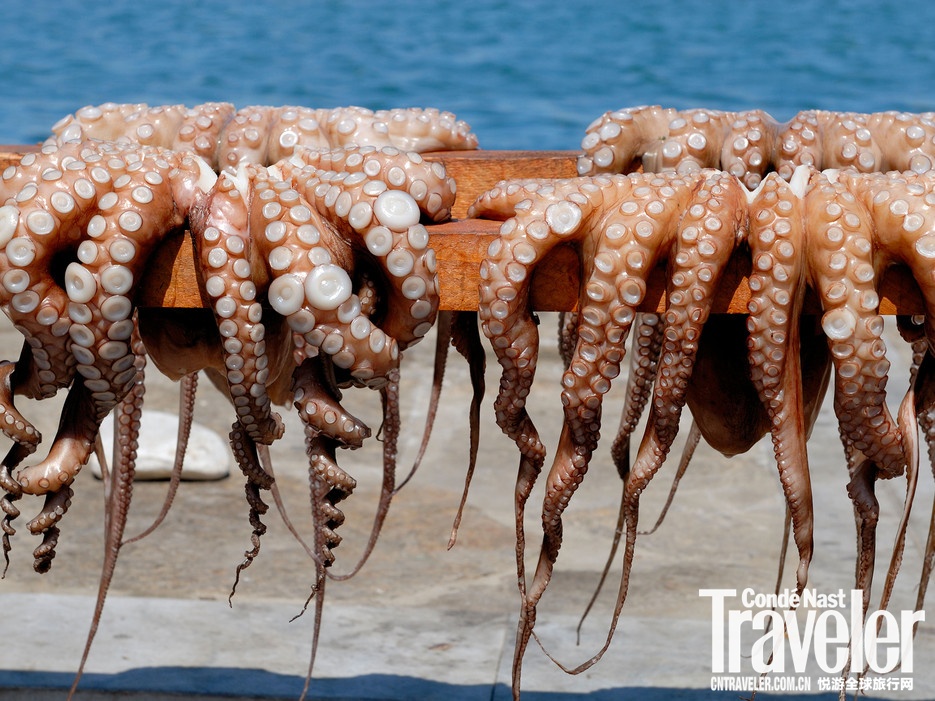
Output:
left=88, top=410, right=232, bottom=481
left=0, top=314, right=932, bottom=699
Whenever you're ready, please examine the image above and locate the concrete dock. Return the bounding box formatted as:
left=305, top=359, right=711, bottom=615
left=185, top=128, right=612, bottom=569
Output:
left=0, top=313, right=932, bottom=700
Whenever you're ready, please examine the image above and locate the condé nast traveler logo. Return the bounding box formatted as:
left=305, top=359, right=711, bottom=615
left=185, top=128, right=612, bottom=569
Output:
left=700, top=587, right=924, bottom=692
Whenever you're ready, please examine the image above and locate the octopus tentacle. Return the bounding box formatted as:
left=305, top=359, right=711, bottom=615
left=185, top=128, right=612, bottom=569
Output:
left=122, top=371, right=197, bottom=544
left=874, top=357, right=921, bottom=622
left=447, top=311, right=487, bottom=549
left=327, top=367, right=400, bottom=581
left=638, top=419, right=702, bottom=536
left=474, top=178, right=605, bottom=690
left=0, top=443, right=29, bottom=574
left=745, top=169, right=816, bottom=593
left=395, top=310, right=451, bottom=494
left=610, top=313, right=662, bottom=471
left=898, top=315, right=935, bottom=613
left=303, top=402, right=357, bottom=570
left=556, top=310, right=577, bottom=369
left=805, top=170, right=905, bottom=479
left=70, top=328, right=146, bottom=698
left=191, top=165, right=285, bottom=444
left=294, top=361, right=371, bottom=449
left=228, top=424, right=274, bottom=600
left=0, top=358, right=40, bottom=451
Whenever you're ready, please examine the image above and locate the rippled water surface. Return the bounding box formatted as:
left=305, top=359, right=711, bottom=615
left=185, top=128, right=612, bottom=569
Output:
left=1, top=0, right=934, bottom=148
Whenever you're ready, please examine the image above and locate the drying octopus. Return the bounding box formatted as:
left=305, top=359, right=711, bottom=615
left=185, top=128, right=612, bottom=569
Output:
left=0, top=109, right=459, bottom=696
left=473, top=160, right=935, bottom=696
left=576, top=106, right=935, bottom=612
left=578, top=105, right=935, bottom=188
left=46, top=101, right=479, bottom=171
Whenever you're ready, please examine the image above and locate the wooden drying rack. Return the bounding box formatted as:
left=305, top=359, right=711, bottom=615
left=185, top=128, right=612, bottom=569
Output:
left=0, top=146, right=925, bottom=315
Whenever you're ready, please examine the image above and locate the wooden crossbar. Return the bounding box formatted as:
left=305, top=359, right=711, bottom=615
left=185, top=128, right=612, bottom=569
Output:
left=0, top=146, right=925, bottom=314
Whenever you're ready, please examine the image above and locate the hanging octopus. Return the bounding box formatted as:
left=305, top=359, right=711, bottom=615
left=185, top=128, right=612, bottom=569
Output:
left=47, top=101, right=479, bottom=171
left=0, top=139, right=215, bottom=572
left=41, top=103, right=478, bottom=553
left=472, top=162, right=935, bottom=697
left=578, top=105, right=935, bottom=187
left=573, top=106, right=935, bottom=630
left=0, top=128, right=458, bottom=698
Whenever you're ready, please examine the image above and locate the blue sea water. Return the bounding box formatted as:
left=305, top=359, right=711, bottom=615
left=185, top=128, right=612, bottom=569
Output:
left=0, top=0, right=934, bottom=150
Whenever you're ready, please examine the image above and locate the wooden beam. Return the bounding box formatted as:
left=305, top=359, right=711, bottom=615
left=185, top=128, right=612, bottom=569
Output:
left=0, top=146, right=925, bottom=314
left=422, top=150, right=580, bottom=219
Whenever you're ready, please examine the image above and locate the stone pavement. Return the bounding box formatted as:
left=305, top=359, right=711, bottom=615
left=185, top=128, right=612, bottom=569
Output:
left=0, top=313, right=932, bottom=700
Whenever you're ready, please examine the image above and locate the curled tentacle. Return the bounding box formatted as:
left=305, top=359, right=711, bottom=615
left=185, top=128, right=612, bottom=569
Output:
left=0, top=358, right=41, bottom=448
left=228, top=424, right=274, bottom=601
left=279, top=144, right=452, bottom=354
left=303, top=414, right=357, bottom=570
left=447, top=311, right=486, bottom=548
